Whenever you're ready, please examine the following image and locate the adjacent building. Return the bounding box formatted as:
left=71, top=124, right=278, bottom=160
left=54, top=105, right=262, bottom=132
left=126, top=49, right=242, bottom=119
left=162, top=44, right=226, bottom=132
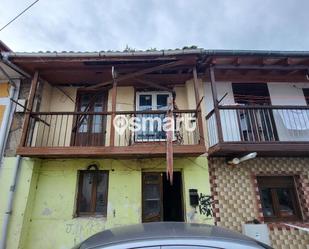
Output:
left=0, top=46, right=309, bottom=249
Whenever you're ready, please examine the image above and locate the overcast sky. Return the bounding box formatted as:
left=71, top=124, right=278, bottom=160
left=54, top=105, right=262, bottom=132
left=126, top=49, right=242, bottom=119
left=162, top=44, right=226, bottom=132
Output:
left=0, top=0, right=308, bottom=52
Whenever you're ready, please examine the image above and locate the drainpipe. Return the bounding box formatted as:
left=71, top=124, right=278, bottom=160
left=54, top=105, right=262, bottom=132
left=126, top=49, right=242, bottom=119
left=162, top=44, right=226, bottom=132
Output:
left=0, top=61, right=21, bottom=249
left=0, top=155, right=21, bottom=249
left=0, top=83, right=16, bottom=161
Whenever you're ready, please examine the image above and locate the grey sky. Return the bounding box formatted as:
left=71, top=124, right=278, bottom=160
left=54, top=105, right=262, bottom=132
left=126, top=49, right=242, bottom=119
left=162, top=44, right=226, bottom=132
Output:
left=0, top=0, right=308, bottom=52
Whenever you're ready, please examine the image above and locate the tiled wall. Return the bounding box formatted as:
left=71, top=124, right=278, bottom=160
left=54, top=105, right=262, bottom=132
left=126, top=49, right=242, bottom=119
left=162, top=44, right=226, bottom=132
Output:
left=209, top=157, right=309, bottom=249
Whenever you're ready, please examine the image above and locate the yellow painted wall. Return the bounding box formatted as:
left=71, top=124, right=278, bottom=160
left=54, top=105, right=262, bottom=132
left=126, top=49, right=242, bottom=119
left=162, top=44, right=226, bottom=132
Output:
left=1, top=156, right=212, bottom=249
left=0, top=82, right=10, bottom=126
left=28, top=80, right=208, bottom=148
left=0, top=82, right=9, bottom=97
left=0, top=105, right=5, bottom=124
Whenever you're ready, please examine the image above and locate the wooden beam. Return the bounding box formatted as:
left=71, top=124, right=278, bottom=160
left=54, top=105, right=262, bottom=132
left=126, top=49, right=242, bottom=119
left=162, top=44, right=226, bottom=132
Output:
left=192, top=67, right=204, bottom=145
left=86, top=59, right=192, bottom=90
left=200, top=71, right=308, bottom=82
left=209, top=67, right=224, bottom=143
left=135, top=78, right=172, bottom=91
left=19, top=71, right=39, bottom=147
left=16, top=144, right=206, bottom=158
left=214, top=65, right=309, bottom=71
left=109, top=79, right=117, bottom=147
left=208, top=142, right=309, bottom=157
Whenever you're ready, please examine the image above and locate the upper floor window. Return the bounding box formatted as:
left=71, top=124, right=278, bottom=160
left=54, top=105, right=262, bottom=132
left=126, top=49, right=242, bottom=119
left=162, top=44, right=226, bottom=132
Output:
left=76, top=170, right=109, bottom=217
left=136, top=91, right=172, bottom=141
left=257, top=176, right=302, bottom=222
left=232, top=83, right=271, bottom=105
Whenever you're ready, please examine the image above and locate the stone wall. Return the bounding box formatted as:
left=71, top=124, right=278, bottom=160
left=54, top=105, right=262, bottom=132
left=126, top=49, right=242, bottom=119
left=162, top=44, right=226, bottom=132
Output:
left=209, top=157, right=309, bottom=249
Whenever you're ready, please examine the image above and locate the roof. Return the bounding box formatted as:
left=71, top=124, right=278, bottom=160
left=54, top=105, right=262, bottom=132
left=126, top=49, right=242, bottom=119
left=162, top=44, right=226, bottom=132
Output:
left=78, top=222, right=258, bottom=249
left=0, top=40, right=12, bottom=52
left=2, top=48, right=309, bottom=58
left=1, top=47, right=309, bottom=86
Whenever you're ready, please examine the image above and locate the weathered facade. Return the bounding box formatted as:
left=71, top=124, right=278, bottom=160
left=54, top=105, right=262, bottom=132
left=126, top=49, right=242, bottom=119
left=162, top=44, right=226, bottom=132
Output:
left=0, top=47, right=309, bottom=249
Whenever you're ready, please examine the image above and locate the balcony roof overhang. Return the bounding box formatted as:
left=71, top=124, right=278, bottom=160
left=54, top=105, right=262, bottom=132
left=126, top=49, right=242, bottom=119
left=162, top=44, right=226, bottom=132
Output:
left=2, top=49, right=309, bottom=86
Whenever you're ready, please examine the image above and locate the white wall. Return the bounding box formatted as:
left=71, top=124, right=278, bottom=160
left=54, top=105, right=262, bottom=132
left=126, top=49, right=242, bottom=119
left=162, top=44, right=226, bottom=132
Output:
left=268, top=82, right=309, bottom=141
left=204, top=81, right=309, bottom=144
left=204, top=82, right=240, bottom=143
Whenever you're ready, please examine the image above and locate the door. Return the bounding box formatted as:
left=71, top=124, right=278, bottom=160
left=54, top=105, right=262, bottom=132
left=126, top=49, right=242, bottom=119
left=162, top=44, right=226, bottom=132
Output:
left=72, top=91, right=107, bottom=146
left=142, top=172, right=184, bottom=222
left=136, top=92, right=171, bottom=141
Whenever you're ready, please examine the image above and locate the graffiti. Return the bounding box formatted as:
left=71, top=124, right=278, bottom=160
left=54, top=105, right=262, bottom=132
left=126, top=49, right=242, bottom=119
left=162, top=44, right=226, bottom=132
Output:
left=198, top=194, right=214, bottom=217
left=65, top=219, right=105, bottom=241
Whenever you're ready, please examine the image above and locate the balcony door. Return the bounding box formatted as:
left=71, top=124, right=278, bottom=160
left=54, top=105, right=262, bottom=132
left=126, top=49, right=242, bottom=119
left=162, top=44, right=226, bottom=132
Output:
left=136, top=92, right=171, bottom=141
left=232, top=83, right=277, bottom=141
left=72, top=91, right=107, bottom=146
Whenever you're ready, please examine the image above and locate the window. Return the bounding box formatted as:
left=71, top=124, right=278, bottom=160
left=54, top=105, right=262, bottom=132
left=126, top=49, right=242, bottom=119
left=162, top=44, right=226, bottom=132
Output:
left=136, top=91, right=172, bottom=141
left=232, top=83, right=277, bottom=142
left=76, top=170, right=109, bottom=216
left=257, top=176, right=302, bottom=222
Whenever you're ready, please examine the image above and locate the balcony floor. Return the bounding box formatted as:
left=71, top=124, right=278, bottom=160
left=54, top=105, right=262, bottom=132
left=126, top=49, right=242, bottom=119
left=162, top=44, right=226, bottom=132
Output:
left=17, top=144, right=206, bottom=158
left=208, top=142, right=309, bottom=157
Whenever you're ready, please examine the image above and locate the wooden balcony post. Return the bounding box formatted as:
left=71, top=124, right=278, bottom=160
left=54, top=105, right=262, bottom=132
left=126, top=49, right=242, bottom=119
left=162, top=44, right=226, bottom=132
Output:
left=192, top=67, right=205, bottom=145
left=209, top=67, right=224, bottom=143
left=19, top=71, right=39, bottom=147
left=109, top=79, right=117, bottom=147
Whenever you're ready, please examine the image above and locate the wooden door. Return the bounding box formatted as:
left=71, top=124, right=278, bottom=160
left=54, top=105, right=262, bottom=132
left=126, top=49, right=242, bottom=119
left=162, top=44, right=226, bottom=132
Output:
left=72, top=91, right=107, bottom=146
left=142, top=172, right=163, bottom=222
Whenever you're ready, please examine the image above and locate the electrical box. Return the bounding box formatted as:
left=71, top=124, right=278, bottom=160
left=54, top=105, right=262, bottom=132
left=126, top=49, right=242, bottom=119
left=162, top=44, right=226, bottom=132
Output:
left=15, top=99, right=26, bottom=113
left=242, top=224, right=271, bottom=246
left=189, top=189, right=199, bottom=207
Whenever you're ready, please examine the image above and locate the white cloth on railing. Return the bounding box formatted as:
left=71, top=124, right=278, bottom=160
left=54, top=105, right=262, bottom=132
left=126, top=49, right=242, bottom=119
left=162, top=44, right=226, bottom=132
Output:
left=277, top=109, right=309, bottom=130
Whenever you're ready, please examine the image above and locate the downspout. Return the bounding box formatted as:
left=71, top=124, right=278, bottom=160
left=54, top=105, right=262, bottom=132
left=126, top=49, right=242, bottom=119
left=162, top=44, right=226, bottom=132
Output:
left=0, top=60, right=22, bottom=249
left=0, top=84, right=16, bottom=160
left=0, top=155, right=21, bottom=249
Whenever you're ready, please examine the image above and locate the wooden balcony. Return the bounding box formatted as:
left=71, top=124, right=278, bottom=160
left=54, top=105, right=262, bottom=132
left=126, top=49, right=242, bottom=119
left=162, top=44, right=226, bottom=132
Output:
left=206, top=105, right=309, bottom=157
left=17, top=110, right=205, bottom=158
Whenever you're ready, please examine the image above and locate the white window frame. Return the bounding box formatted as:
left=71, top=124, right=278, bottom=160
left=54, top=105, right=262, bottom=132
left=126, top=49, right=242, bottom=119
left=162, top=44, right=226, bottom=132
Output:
left=136, top=91, right=172, bottom=111
left=135, top=91, right=172, bottom=142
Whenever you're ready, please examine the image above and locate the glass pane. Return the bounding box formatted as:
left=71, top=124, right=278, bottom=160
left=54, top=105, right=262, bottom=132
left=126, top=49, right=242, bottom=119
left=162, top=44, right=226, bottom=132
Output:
left=144, top=174, right=160, bottom=182
left=92, top=115, right=102, bottom=133
left=144, top=184, right=160, bottom=200
left=139, top=95, right=152, bottom=110
left=260, top=188, right=274, bottom=217
left=277, top=188, right=295, bottom=217
left=144, top=200, right=160, bottom=217
left=80, top=95, right=90, bottom=111
left=95, top=172, right=108, bottom=213
left=79, top=172, right=94, bottom=212
left=157, top=94, right=169, bottom=110
left=78, top=115, right=89, bottom=133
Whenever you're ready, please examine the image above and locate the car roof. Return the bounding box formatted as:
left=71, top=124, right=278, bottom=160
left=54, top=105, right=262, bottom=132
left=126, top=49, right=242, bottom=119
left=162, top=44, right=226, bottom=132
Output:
left=79, top=222, right=259, bottom=249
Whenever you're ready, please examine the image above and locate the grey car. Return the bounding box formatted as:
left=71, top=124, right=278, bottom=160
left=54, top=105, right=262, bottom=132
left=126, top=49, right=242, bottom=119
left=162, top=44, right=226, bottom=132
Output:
left=73, top=222, right=273, bottom=249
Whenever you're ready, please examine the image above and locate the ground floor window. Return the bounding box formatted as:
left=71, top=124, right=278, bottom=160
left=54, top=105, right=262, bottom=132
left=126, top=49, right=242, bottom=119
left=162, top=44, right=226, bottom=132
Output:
left=76, top=170, right=109, bottom=217
left=257, top=175, right=302, bottom=222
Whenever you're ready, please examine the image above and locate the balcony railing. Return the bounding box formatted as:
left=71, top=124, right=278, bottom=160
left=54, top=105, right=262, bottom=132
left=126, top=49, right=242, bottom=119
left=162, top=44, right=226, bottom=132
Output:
left=23, top=110, right=200, bottom=148
left=206, top=105, right=309, bottom=148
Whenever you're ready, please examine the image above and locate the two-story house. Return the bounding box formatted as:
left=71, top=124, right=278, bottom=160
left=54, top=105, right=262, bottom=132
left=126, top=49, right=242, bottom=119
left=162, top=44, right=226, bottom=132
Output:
left=0, top=48, right=211, bottom=249
left=204, top=52, right=309, bottom=249
left=0, top=47, right=309, bottom=249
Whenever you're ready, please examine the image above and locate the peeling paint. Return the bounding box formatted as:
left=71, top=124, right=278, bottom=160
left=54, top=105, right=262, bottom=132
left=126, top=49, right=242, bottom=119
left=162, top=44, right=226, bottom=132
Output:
left=41, top=208, right=52, bottom=216
left=1, top=157, right=213, bottom=249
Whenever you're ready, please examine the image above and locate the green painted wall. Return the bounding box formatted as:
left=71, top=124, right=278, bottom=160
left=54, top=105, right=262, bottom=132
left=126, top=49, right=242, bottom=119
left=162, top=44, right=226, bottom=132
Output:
left=0, top=157, right=40, bottom=249
left=1, top=156, right=212, bottom=249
